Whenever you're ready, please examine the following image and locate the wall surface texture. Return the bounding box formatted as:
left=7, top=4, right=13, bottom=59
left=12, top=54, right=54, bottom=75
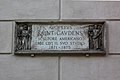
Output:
left=0, top=0, right=120, bottom=80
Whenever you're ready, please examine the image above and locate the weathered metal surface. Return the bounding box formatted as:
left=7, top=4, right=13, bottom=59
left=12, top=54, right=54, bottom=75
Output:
left=15, top=22, right=105, bottom=54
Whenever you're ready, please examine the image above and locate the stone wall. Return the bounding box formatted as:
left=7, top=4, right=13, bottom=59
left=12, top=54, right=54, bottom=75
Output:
left=0, top=0, right=120, bottom=80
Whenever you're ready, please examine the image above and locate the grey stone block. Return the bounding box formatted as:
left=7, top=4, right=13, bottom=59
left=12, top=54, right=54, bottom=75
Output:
left=62, top=1, right=120, bottom=19
left=0, top=55, right=58, bottom=80
left=61, top=56, right=120, bottom=80
left=0, top=22, right=13, bottom=53
left=0, top=0, right=59, bottom=20
left=106, top=21, right=120, bottom=53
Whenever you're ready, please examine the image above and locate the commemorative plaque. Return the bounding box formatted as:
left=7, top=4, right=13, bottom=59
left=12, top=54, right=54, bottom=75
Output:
left=14, top=22, right=106, bottom=54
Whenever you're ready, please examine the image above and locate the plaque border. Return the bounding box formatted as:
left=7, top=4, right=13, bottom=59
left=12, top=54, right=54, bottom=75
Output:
left=13, top=21, right=107, bottom=56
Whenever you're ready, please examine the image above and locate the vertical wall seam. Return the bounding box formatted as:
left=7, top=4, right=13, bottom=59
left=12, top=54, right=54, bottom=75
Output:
left=59, top=0, right=62, bottom=21
left=58, top=56, right=61, bottom=80
left=58, top=0, right=62, bottom=79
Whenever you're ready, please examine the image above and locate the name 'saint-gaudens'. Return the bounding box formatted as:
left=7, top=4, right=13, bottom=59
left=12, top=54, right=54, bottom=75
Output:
left=37, top=30, right=86, bottom=36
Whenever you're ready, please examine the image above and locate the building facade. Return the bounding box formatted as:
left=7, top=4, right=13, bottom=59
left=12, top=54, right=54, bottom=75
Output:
left=0, top=0, right=120, bottom=80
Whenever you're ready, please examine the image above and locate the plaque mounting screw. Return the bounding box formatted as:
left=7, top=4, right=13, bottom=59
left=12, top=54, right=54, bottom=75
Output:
left=31, top=54, right=35, bottom=57
left=85, top=54, right=90, bottom=57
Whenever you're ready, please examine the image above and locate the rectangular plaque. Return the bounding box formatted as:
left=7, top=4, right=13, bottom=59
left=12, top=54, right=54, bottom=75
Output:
left=15, top=22, right=106, bottom=54
left=31, top=24, right=89, bottom=50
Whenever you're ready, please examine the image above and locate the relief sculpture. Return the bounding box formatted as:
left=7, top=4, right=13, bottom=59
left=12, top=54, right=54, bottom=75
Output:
left=15, top=23, right=32, bottom=51
left=88, top=24, right=103, bottom=51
